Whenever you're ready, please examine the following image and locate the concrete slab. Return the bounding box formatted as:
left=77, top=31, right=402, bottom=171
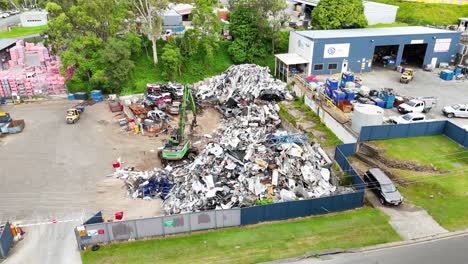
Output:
left=366, top=192, right=448, bottom=240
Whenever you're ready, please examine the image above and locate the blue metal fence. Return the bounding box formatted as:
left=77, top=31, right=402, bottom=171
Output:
left=0, top=223, right=13, bottom=258
left=359, top=121, right=468, bottom=149
left=359, top=121, right=446, bottom=142
left=335, top=144, right=365, bottom=190
left=240, top=192, right=364, bottom=225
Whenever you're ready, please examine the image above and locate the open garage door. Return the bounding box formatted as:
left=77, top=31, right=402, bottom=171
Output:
left=373, top=45, right=399, bottom=69
left=402, top=44, right=427, bottom=68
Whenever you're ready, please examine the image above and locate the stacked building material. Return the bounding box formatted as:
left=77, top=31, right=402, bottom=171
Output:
left=0, top=41, right=66, bottom=97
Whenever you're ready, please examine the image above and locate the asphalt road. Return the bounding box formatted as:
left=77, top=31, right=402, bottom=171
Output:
left=306, top=233, right=468, bottom=264
left=0, top=14, right=21, bottom=31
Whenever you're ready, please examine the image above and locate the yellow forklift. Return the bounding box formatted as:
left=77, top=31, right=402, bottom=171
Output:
left=400, top=68, right=414, bottom=84
left=66, top=104, right=85, bottom=124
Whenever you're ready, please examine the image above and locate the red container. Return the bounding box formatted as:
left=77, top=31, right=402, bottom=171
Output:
left=115, top=211, right=124, bottom=220
left=112, top=162, right=120, bottom=169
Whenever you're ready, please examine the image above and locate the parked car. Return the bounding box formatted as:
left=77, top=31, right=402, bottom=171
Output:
left=442, top=104, right=468, bottom=118
left=390, top=113, right=427, bottom=124
left=364, top=168, right=403, bottom=206
left=0, top=12, right=10, bottom=18
left=168, top=102, right=181, bottom=115
left=8, top=10, right=20, bottom=15
left=259, top=89, right=284, bottom=101
left=398, top=97, right=437, bottom=114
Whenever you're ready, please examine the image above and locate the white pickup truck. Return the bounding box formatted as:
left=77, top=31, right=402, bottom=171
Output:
left=397, top=97, right=437, bottom=114
left=389, top=113, right=427, bottom=124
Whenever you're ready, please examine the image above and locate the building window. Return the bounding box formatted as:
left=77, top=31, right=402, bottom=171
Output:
left=313, top=64, right=323, bottom=71
left=328, top=63, right=338, bottom=70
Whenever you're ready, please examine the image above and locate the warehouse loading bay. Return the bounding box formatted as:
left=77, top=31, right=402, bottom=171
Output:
left=373, top=44, right=427, bottom=69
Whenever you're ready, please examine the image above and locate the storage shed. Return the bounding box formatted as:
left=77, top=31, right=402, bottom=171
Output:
left=163, top=9, right=182, bottom=26
left=276, top=26, right=461, bottom=76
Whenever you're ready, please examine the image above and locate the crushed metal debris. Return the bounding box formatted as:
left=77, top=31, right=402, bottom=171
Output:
left=112, top=64, right=352, bottom=214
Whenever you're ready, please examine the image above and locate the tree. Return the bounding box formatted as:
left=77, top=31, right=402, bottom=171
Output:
left=44, top=2, right=73, bottom=54
left=132, top=0, right=168, bottom=65
left=311, top=0, right=367, bottom=29
left=259, top=0, right=287, bottom=54
left=161, top=43, right=182, bottom=81
left=180, top=29, right=198, bottom=57
left=228, top=4, right=263, bottom=63
left=97, top=36, right=137, bottom=91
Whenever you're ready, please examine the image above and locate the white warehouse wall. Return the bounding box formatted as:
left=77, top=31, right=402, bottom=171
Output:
left=20, top=11, right=48, bottom=27
left=364, top=1, right=399, bottom=25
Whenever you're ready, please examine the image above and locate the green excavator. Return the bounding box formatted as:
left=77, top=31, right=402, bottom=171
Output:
left=159, top=85, right=198, bottom=165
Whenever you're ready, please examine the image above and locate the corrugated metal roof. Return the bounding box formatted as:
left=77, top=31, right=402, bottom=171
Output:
left=275, top=53, right=309, bottom=65
left=297, top=26, right=459, bottom=40
left=0, top=39, right=16, bottom=51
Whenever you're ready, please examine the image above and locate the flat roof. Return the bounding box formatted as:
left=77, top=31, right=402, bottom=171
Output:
left=0, top=39, right=17, bottom=51
left=297, top=26, right=459, bottom=40
left=275, top=53, right=309, bottom=65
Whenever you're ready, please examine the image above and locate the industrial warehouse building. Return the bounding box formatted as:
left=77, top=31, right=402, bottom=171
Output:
left=275, top=26, right=461, bottom=78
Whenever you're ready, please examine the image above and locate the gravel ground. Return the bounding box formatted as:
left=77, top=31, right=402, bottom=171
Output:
left=360, top=67, right=468, bottom=128
left=0, top=99, right=220, bottom=263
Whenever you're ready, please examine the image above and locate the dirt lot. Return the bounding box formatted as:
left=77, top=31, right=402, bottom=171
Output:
left=0, top=99, right=220, bottom=263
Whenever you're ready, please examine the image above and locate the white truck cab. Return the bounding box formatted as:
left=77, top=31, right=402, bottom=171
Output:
left=390, top=113, right=427, bottom=124
left=398, top=97, right=437, bottom=114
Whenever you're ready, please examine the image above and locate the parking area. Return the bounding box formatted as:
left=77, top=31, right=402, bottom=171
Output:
left=360, top=67, right=468, bottom=128
left=0, top=100, right=168, bottom=224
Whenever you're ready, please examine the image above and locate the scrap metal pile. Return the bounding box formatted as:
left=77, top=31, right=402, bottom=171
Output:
left=113, top=64, right=345, bottom=214
left=194, top=64, right=288, bottom=102
left=162, top=110, right=337, bottom=214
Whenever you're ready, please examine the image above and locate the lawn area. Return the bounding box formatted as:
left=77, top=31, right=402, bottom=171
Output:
left=0, top=25, right=47, bottom=38
left=373, top=135, right=468, bottom=231
left=82, top=208, right=400, bottom=264
left=372, top=0, right=468, bottom=26
left=367, top=22, right=409, bottom=28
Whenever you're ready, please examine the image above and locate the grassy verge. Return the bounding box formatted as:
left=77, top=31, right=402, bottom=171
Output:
left=0, top=25, right=47, bottom=38
left=373, top=135, right=468, bottom=231
left=278, top=102, right=298, bottom=126
left=291, top=97, right=343, bottom=147
left=366, top=22, right=409, bottom=28
left=122, top=41, right=233, bottom=95
left=372, top=0, right=468, bottom=26
left=82, top=208, right=400, bottom=264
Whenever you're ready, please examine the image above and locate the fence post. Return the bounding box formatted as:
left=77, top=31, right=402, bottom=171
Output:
left=161, top=216, right=166, bottom=237
left=104, top=222, right=111, bottom=243
left=188, top=213, right=192, bottom=234
left=133, top=220, right=139, bottom=240
left=214, top=210, right=218, bottom=229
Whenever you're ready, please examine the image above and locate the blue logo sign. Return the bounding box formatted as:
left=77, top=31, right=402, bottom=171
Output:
left=327, top=47, right=336, bottom=55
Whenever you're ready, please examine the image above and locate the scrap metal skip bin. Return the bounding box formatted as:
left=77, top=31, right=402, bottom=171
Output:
left=7, top=120, right=25, bottom=133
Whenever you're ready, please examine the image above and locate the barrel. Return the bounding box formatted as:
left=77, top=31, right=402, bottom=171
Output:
left=91, top=90, right=103, bottom=102
left=68, top=94, right=75, bottom=100
left=74, top=92, right=88, bottom=100
left=90, top=90, right=102, bottom=96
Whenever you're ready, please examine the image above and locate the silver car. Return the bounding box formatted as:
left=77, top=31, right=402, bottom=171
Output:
left=442, top=104, right=468, bottom=118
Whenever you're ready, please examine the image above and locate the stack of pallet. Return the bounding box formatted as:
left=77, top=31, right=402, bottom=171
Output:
left=0, top=41, right=67, bottom=97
